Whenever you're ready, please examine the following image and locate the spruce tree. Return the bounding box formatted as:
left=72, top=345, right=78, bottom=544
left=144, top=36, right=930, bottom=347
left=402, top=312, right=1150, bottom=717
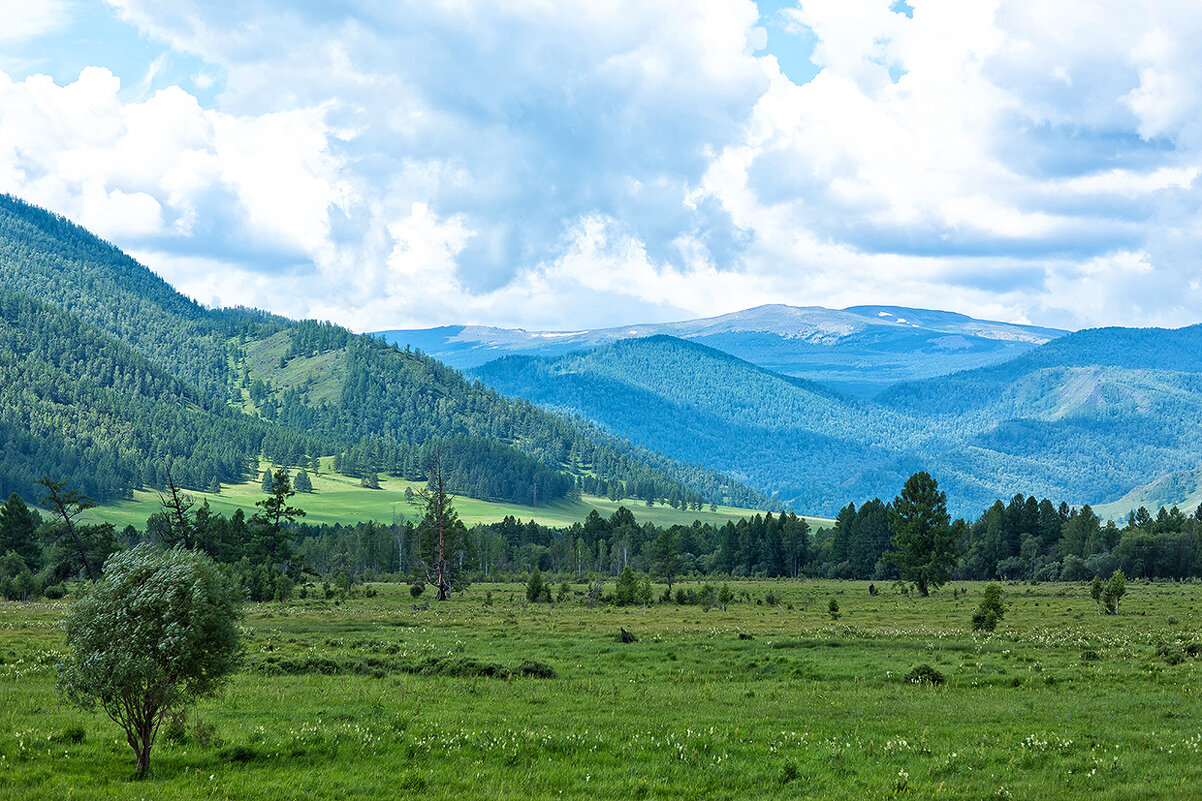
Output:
left=0, top=492, right=41, bottom=569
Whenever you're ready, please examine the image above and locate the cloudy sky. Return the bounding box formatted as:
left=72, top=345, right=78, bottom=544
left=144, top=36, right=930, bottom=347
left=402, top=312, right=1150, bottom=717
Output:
left=2, top=0, right=1200, bottom=332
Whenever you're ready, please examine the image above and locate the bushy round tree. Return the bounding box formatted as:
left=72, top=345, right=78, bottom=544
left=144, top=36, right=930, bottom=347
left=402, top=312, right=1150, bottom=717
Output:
left=58, top=545, right=241, bottom=776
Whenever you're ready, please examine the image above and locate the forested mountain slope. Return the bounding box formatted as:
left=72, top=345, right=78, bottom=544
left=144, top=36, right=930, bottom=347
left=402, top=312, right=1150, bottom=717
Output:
left=0, top=196, right=771, bottom=511
left=471, top=336, right=1025, bottom=514
left=877, top=325, right=1202, bottom=510
left=381, top=303, right=1065, bottom=396
left=472, top=330, right=1202, bottom=516
left=0, top=289, right=324, bottom=502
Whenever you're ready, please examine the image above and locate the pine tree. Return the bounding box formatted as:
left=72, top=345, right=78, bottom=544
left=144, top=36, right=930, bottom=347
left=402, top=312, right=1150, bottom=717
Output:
left=294, top=469, right=313, bottom=493
left=0, top=492, right=41, bottom=569
left=886, top=472, right=958, bottom=597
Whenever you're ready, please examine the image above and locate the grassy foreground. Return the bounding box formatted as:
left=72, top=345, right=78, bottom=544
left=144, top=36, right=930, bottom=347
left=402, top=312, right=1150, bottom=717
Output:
left=84, top=466, right=806, bottom=530
left=3, top=578, right=1201, bottom=799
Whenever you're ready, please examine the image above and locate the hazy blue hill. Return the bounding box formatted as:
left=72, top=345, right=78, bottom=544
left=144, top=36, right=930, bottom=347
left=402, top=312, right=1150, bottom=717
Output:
left=472, top=327, right=1202, bottom=516
left=878, top=325, right=1202, bottom=511
left=469, top=335, right=1027, bottom=515
left=380, top=303, right=1066, bottom=396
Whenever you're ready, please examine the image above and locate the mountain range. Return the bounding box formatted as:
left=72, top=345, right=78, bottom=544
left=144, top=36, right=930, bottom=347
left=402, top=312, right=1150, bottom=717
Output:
left=378, top=304, right=1066, bottom=396
left=383, top=312, right=1202, bottom=518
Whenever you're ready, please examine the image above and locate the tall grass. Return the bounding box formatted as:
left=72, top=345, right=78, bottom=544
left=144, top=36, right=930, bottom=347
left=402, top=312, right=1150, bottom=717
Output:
left=2, top=579, right=1199, bottom=799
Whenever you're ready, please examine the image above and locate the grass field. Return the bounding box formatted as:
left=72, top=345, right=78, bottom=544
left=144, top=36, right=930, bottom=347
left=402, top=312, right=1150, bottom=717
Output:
left=84, top=465, right=828, bottom=531
left=3, top=578, right=1201, bottom=799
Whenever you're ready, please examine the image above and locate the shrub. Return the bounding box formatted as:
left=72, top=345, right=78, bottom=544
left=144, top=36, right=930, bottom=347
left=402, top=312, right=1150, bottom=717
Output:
left=614, top=566, right=639, bottom=606
left=827, top=598, right=841, bottom=621
left=903, top=664, right=945, bottom=685
left=42, top=583, right=66, bottom=600
left=972, top=583, right=1006, bottom=632
left=410, top=582, right=425, bottom=598
left=526, top=569, right=545, bottom=603
left=517, top=660, right=557, bottom=678
left=1102, top=570, right=1126, bottom=615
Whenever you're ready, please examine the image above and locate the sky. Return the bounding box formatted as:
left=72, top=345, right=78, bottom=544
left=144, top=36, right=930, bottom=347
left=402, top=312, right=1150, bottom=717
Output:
left=1, top=0, right=1201, bottom=333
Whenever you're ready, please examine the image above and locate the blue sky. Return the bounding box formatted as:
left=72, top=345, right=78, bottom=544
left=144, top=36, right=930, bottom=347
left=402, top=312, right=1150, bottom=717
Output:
left=1, top=1, right=1200, bottom=332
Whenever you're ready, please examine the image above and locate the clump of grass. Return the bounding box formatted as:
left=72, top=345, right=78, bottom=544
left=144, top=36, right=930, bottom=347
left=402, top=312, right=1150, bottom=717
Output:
left=904, top=664, right=945, bottom=685
left=51, top=725, right=85, bottom=745
left=217, top=743, right=258, bottom=763
left=516, top=660, right=557, bottom=678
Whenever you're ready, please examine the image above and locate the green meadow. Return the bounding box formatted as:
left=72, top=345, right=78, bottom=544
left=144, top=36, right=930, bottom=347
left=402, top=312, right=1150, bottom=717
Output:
left=84, top=465, right=823, bottom=531
left=3, top=578, right=1201, bottom=799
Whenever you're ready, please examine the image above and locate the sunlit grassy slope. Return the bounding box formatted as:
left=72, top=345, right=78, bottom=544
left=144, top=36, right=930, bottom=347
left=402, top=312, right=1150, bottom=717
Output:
left=86, top=463, right=831, bottom=530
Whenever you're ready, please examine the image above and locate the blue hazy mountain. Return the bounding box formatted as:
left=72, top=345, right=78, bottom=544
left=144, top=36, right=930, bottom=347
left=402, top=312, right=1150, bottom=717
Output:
left=377, top=304, right=1067, bottom=396
left=471, top=327, right=1202, bottom=517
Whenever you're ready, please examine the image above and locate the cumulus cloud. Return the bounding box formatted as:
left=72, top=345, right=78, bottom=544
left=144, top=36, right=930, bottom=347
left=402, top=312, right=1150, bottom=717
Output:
left=0, top=0, right=1201, bottom=331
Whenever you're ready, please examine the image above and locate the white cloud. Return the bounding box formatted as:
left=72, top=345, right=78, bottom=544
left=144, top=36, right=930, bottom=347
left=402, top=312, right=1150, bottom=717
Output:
left=2, top=0, right=1202, bottom=332
left=0, top=0, right=71, bottom=44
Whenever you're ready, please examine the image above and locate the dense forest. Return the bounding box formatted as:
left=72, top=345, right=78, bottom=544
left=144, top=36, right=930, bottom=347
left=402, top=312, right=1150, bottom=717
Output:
left=0, top=195, right=772, bottom=511
left=472, top=328, right=1202, bottom=516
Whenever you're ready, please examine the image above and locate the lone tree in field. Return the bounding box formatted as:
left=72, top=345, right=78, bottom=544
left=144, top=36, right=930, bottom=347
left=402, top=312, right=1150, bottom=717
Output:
left=415, top=451, right=468, bottom=601
left=156, top=471, right=196, bottom=550
left=58, top=545, right=241, bottom=776
left=650, top=528, right=681, bottom=594
left=886, top=471, right=959, bottom=597
left=250, top=468, right=305, bottom=569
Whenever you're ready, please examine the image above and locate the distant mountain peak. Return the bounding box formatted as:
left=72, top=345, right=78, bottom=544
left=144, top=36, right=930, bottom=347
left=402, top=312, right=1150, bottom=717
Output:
left=377, top=304, right=1068, bottom=396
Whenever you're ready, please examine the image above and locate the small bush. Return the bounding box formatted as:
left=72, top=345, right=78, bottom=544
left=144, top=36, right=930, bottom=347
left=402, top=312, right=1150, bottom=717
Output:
left=42, top=583, right=66, bottom=600
left=517, top=660, right=557, bottom=678
left=52, top=725, right=85, bottom=745
left=1080, top=648, right=1101, bottom=662
left=218, top=743, right=258, bottom=763
left=903, top=664, right=945, bottom=685
left=1156, top=642, right=1186, bottom=665
left=525, top=570, right=545, bottom=603
left=972, top=583, right=1006, bottom=632
left=409, top=583, right=424, bottom=598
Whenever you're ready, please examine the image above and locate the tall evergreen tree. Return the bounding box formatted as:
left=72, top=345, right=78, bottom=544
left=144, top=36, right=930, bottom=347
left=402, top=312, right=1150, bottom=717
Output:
left=414, top=451, right=468, bottom=601
left=250, top=469, right=305, bottom=570
left=0, top=492, right=40, bottom=568
left=886, top=472, right=958, bottom=597
left=651, top=528, right=681, bottom=593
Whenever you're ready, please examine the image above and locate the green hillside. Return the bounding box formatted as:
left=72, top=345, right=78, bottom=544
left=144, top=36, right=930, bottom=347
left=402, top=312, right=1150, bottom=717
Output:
left=0, top=195, right=771, bottom=514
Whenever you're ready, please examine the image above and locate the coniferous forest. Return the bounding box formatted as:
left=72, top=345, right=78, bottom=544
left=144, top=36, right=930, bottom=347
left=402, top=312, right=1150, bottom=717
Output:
left=0, top=195, right=771, bottom=511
